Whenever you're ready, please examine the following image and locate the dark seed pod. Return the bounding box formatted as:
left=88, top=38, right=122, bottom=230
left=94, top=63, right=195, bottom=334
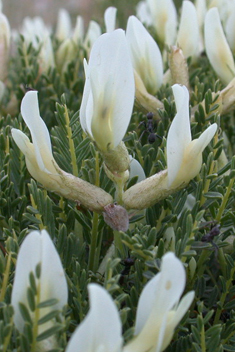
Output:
left=103, top=203, right=129, bottom=232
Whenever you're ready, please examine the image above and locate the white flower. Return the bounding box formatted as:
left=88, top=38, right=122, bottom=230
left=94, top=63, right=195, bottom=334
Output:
left=204, top=7, right=235, bottom=84
left=146, top=0, right=177, bottom=45
left=126, top=15, right=163, bottom=95
left=20, top=16, right=51, bottom=50
left=55, top=8, right=72, bottom=41
left=136, top=1, right=152, bottom=26
left=225, top=5, right=235, bottom=53
left=73, top=16, right=84, bottom=43
left=11, top=91, right=113, bottom=211
left=80, top=29, right=135, bottom=152
left=84, top=21, right=102, bottom=49
left=167, top=84, right=217, bottom=188
left=176, top=1, right=200, bottom=58
left=66, top=253, right=193, bottom=352
left=11, top=230, right=68, bottom=335
left=0, top=7, right=10, bottom=81
left=65, top=284, right=123, bottom=352
left=104, top=7, right=117, bottom=33
left=12, top=91, right=59, bottom=184
left=123, top=252, right=194, bottom=352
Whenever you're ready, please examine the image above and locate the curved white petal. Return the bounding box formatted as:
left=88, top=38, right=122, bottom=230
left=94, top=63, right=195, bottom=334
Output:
left=147, top=0, right=177, bottom=45
left=84, top=20, right=102, bottom=48
left=21, top=90, right=54, bottom=173
left=73, top=16, right=84, bottom=43
left=136, top=1, right=152, bottom=26
left=126, top=16, right=163, bottom=94
left=205, top=7, right=235, bottom=84
left=11, top=230, right=68, bottom=333
left=11, top=128, right=33, bottom=158
left=195, top=0, right=207, bottom=28
left=84, top=29, right=134, bottom=151
left=129, top=156, right=146, bottom=183
left=172, top=291, right=194, bottom=325
left=124, top=253, right=187, bottom=352
left=225, top=7, right=235, bottom=53
left=189, top=123, right=217, bottom=156
left=104, top=7, right=117, bottom=33
left=66, top=284, right=123, bottom=352
left=55, top=8, right=72, bottom=41
left=167, top=85, right=191, bottom=187
left=135, top=252, right=185, bottom=334
left=80, top=59, right=93, bottom=137
left=176, top=1, right=199, bottom=58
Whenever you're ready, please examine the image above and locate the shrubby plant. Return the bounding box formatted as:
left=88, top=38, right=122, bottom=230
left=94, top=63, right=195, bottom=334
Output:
left=1, top=0, right=235, bottom=351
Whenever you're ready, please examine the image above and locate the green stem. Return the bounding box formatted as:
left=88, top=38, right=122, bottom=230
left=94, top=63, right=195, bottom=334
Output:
left=213, top=268, right=235, bottom=325
left=114, top=230, right=125, bottom=258
left=88, top=212, right=99, bottom=272
left=200, top=315, right=206, bottom=352
left=64, top=104, right=79, bottom=177
left=115, top=179, right=125, bottom=205
left=88, top=152, right=100, bottom=272
left=216, top=176, right=235, bottom=222
left=0, top=253, right=12, bottom=302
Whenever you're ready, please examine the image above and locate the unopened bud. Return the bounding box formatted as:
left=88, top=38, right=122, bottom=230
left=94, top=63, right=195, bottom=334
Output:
left=169, top=46, right=189, bottom=89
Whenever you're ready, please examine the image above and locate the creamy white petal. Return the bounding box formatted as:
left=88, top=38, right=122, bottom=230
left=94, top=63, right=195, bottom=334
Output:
left=205, top=7, right=235, bottom=84
left=55, top=8, right=72, bottom=41
left=129, top=156, right=146, bottom=183
left=147, top=0, right=177, bottom=45
left=73, top=16, right=84, bottom=43
left=190, top=123, right=217, bottom=156
left=124, top=253, right=187, bottom=352
left=11, top=230, right=68, bottom=333
left=126, top=15, right=163, bottom=94
left=21, top=90, right=54, bottom=173
left=176, top=1, right=199, bottom=58
left=66, top=284, right=123, bottom=352
left=225, top=7, right=235, bottom=53
left=195, top=0, right=207, bottom=28
left=80, top=59, right=92, bottom=135
left=167, top=85, right=191, bottom=187
left=87, top=29, right=134, bottom=150
left=84, top=20, right=102, bottom=48
left=135, top=252, right=185, bottom=334
left=136, top=1, right=152, bottom=26
left=104, top=7, right=117, bottom=33
left=11, top=129, right=33, bottom=158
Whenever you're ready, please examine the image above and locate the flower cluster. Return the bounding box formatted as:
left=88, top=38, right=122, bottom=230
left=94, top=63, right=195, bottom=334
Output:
left=11, top=230, right=194, bottom=352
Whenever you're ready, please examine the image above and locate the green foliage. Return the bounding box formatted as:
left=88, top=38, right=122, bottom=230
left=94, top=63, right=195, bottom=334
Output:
left=1, top=0, right=235, bottom=351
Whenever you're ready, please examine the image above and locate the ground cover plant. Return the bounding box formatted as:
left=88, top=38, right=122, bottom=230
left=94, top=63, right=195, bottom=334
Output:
left=1, top=0, right=235, bottom=351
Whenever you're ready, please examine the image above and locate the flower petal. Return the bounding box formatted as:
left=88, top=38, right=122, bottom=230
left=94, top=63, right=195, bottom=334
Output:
left=135, top=252, right=185, bottom=334
left=147, top=0, right=177, bottom=45
left=225, top=7, right=235, bottom=53
left=86, top=29, right=135, bottom=150
left=205, top=7, right=235, bottom=84
left=11, top=230, right=68, bottom=333
left=129, top=156, right=146, bottom=183
left=189, top=123, right=217, bottom=156
left=126, top=15, right=163, bottom=94
left=66, top=284, right=123, bottom=352
left=167, top=84, right=191, bottom=187
left=176, top=1, right=199, bottom=58
left=124, top=252, right=186, bottom=352
left=104, top=7, right=117, bottom=33
left=20, top=90, right=55, bottom=173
